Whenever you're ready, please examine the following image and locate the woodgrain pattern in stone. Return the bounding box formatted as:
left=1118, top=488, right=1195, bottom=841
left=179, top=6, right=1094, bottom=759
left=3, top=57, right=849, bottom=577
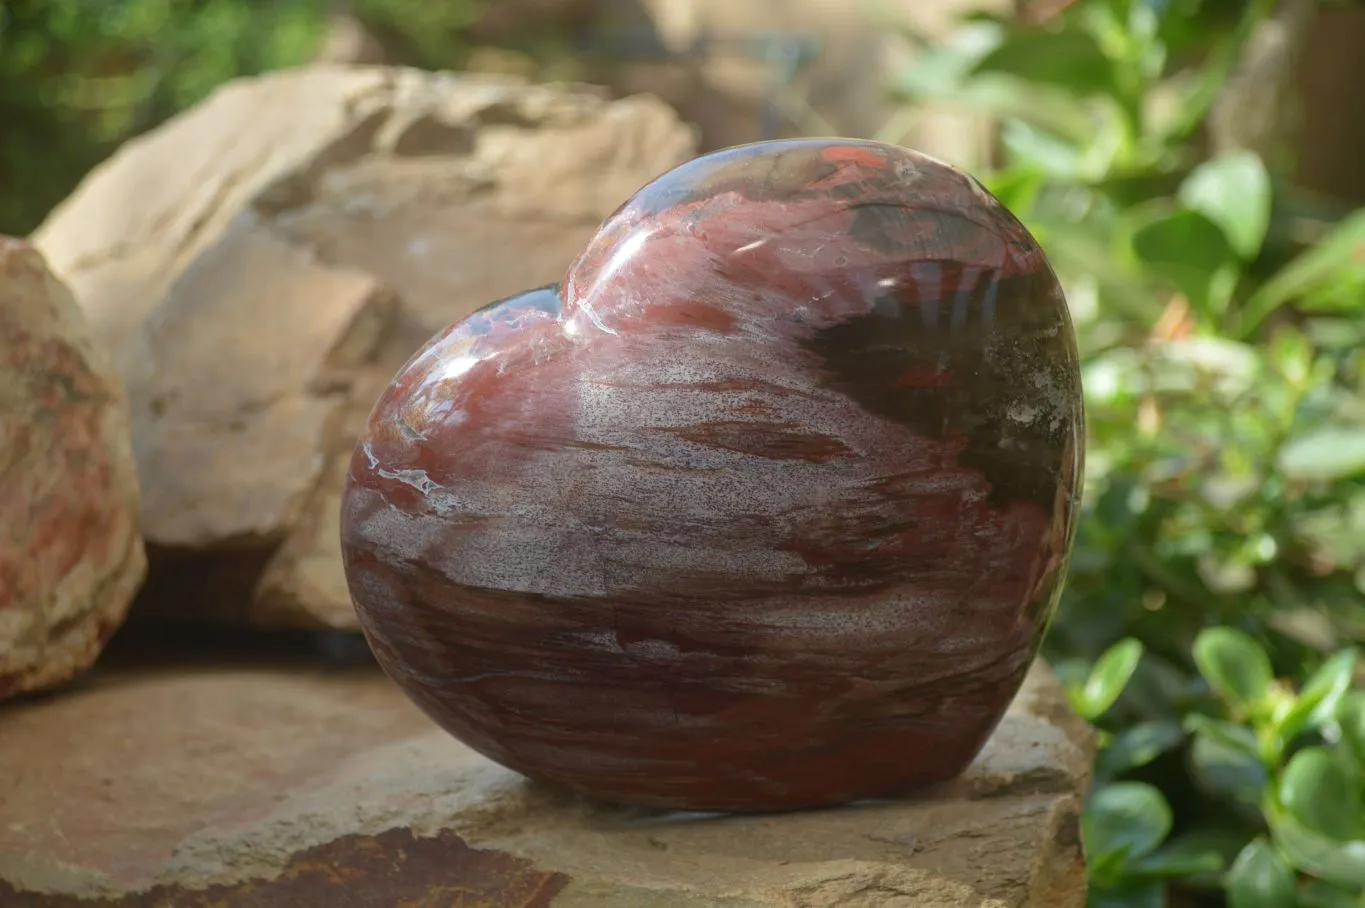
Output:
left=341, top=138, right=1085, bottom=812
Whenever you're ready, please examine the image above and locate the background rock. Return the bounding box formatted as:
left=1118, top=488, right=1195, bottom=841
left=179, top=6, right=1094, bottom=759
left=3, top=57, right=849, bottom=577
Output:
left=1293, top=4, right=1365, bottom=206
left=0, top=638, right=1093, bottom=907
left=33, top=65, right=695, bottom=630
left=592, top=0, right=1005, bottom=169
left=0, top=238, right=146, bottom=700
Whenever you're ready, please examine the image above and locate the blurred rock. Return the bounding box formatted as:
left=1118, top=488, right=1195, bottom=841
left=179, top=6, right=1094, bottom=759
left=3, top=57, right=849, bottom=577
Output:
left=313, top=10, right=394, bottom=65
left=314, top=0, right=602, bottom=66
left=0, top=654, right=1092, bottom=906
left=466, top=0, right=603, bottom=44
left=1209, top=0, right=1316, bottom=165
left=593, top=0, right=1005, bottom=167
left=0, top=238, right=145, bottom=700
left=463, top=46, right=540, bottom=81
left=33, top=65, right=694, bottom=629
left=1294, top=4, right=1365, bottom=206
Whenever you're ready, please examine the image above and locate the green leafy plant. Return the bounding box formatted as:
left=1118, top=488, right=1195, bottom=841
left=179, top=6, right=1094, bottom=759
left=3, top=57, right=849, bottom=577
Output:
left=1066, top=639, right=1225, bottom=908
left=894, top=0, right=1365, bottom=905
left=0, top=0, right=484, bottom=234
left=1073, top=633, right=1363, bottom=907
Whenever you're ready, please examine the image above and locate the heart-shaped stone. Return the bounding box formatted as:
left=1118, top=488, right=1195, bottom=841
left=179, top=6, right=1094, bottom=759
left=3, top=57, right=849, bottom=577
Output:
left=341, top=138, right=1084, bottom=812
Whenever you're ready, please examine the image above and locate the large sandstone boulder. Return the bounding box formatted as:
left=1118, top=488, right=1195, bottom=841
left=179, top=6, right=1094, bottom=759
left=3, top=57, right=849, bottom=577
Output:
left=0, top=238, right=146, bottom=699
left=0, top=643, right=1093, bottom=906
left=33, top=65, right=695, bottom=629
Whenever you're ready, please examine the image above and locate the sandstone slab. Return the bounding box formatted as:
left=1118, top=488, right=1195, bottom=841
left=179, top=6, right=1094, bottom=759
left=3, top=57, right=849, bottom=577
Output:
left=0, top=238, right=146, bottom=700
left=33, top=65, right=695, bottom=629
left=0, top=638, right=1093, bottom=907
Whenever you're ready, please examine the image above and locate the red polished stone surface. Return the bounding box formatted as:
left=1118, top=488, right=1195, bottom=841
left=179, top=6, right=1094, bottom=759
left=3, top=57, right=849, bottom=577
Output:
left=340, top=138, right=1084, bottom=812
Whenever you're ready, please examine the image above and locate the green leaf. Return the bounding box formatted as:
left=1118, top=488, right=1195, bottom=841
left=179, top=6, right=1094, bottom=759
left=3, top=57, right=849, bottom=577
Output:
left=1193, top=628, right=1275, bottom=708
left=899, top=71, right=1100, bottom=145
left=1077, top=638, right=1145, bottom=720
left=895, top=26, right=999, bottom=98
left=1087, top=881, right=1166, bottom=908
left=1178, top=152, right=1273, bottom=260
left=1340, top=692, right=1365, bottom=763
left=1280, top=747, right=1365, bottom=841
left=1129, top=207, right=1239, bottom=316
left=1188, top=717, right=1270, bottom=804
left=1278, top=427, right=1365, bottom=482
left=1000, top=119, right=1086, bottom=180
left=1242, top=208, right=1365, bottom=335
left=1096, top=720, right=1185, bottom=779
left=971, top=28, right=1118, bottom=98
left=1298, top=878, right=1365, bottom=908
left=1150, top=826, right=1258, bottom=888
left=1129, top=836, right=1226, bottom=879
left=1227, top=837, right=1297, bottom=908
left=892, top=24, right=1099, bottom=145
left=982, top=166, right=1045, bottom=216
left=1276, top=649, right=1360, bottom=744
left=1269, top=806, right=1365, bottom=888
left=1290, top=494, right=1365, bottom=570
left=1267, top=326, right=1315, bottom=386
left=1084, top=782, right=1173, bottom=864
left=1088, top=846, right=1130, bottom=890
left=1030, top=216, right=1164, bottom=324
left=1153, top=335, right=1262, bottom=389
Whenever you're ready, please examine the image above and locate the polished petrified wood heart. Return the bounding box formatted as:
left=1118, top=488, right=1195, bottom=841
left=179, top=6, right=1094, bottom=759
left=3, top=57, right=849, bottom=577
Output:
left=341, top=138, right=1084, bottom=812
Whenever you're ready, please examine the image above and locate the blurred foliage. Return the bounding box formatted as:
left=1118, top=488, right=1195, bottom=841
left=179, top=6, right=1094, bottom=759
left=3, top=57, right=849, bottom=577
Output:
left=896, top=0, right=1365, bottom=905
left=0, top=0, right=483, bottom=235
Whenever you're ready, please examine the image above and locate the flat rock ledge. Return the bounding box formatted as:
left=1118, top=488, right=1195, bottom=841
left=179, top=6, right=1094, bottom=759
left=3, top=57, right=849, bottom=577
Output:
left=0, top=646, right=1093, bottom=908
